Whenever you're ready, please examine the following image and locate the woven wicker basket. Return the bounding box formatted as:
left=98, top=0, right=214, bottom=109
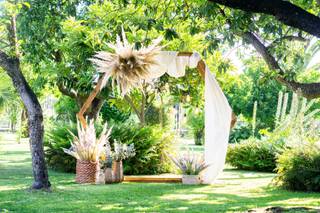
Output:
left=76, top=160, right=98, bottom=184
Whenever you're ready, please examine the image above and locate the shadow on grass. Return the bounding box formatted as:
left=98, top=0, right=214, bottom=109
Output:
left=1, top=179, right=320, bottom=212
left=1, top=135, right=319, bottom=212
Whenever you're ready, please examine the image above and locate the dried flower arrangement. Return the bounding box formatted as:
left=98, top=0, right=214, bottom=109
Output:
left=169, top=151, right=208, bottom=175
left=63, top=119, right=112, bottom=162
left=112, top=140, right=136, bottom=161
left=101, top=140, right=136, bottom=165
left=90, top=28, right=163, bottom=95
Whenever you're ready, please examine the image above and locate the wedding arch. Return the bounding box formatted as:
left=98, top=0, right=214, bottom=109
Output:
left=77, top=50, right=235, bottom=184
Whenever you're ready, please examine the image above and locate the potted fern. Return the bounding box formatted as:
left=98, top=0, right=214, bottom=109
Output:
left=170, top=151, right=209, bottom=184
left=63, top=119, right=112, bottom=184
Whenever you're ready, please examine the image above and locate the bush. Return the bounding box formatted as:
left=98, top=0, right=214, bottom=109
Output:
left=145, top=105, right=169, bottom=127
left=54, top=96, right=79, bottom=122
left=44, top=121, right=77, bottom=172
left=228, top=120, right=252, bottom=143
left=44, top=121, right=174, bottom=175
left=275, top=143, right=320, bottom=192
left=187, top=111, right=204, bottom=145
left=100, top=101, right=130, bottom=123
left=110, top=123, right=174, bottom=175
left=226, top=138, right=279, bottom=172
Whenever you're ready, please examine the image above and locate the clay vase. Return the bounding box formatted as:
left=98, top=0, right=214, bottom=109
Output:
left=104, top=167, right=113, bottom=184
left=112, top=160, right=124, bottom=183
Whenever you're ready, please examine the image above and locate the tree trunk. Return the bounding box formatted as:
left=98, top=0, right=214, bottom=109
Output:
left=0, top=52, right=50, bottom=190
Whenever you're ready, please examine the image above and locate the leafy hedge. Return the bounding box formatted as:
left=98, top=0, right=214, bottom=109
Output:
left=275, top=143, right=320, bottom=192
left=226, top=138, right=279, bottom=172
left=44, top=121, right=174, bottom=175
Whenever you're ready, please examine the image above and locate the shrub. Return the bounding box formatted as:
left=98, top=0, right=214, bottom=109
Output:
left=44, top=121, right=77, bottom=172
left=100, top=101, right=130, bottom=123
left=228, top=120, right=252, bottom=143
left=226, top=138, right=279, bottom=172
left=110, top=123, right=174, bottom=175
left=274, top=143, right=320, bottom=192
left=187, top=111, right=204, bottom=145
left=54, top=96, right=79, bottom=122
left=145, top=105, right=169, bottom=127
left=44, top=120, right=174, bottom=175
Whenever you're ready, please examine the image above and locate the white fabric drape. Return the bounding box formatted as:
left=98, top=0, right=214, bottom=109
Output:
left=148, top=51, right=232, bottom=184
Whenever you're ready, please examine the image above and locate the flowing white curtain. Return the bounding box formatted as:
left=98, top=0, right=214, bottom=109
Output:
left=148, top=51, right=232, bottom=184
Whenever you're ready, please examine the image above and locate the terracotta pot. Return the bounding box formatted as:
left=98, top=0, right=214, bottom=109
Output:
left=182, top=175, right=201, bottom=185
left=76, top=160, right=98, bottom=184
left=104, top=167, right=113, bottom=184
left=112, top=160, right=123, bottom=183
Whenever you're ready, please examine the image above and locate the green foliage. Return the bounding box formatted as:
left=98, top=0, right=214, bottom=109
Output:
left=145, top=104, right=169, bottom=126
left=228, top=116, right=252, bottom=143
left=224, top=60, right=285, bottom=130
left=44, top=121, right=174, bottom=175
left=226, top=138, right=279, bottom=172
left=187, top=110, right=204, bottom=145
left=275, top=143, right=320, bottom=192
left=54, top=96, right=79, bottom=122
left=100, top=101, right=130, bottom=123
left=44, top=121, right=76, bottom=172
left=110, top=123, right=174, bottom=175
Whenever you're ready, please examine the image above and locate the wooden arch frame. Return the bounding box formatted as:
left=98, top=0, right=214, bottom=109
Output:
left=77, top=52, right=236, bottom=128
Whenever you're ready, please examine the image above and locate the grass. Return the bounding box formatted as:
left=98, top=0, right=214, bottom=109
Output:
left=0, top=133, right=320, bottom=212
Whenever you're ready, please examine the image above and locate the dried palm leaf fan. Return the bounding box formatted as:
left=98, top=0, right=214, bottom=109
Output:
left=90, top=29, right=163, bottom=95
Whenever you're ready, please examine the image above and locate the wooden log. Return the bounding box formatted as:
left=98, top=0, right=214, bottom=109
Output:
left=124, top=175, right=182, bottom=183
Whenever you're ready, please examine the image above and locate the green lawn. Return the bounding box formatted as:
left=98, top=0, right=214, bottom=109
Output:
left=0, top=133, right=319, bottom=213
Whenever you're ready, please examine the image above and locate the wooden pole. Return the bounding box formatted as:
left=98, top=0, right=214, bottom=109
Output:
left=77, top=73, right=107, bottom=128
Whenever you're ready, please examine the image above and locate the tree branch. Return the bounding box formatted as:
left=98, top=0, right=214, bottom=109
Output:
left=243, top=32, right=283, bottom=73
left=267, top=35, right=308, bottom=50
left=57, top=82, right=78, bottom=99
left=243, top=31, right=320, bottom=99
left=209, top=0, right=320, bottom=38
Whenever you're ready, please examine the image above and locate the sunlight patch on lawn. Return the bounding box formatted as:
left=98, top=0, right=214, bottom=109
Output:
left=269, top=198, right=320, bottom=206
left=0, top=185, right=21, bottom=191
left=98, top=203, right=124, bottom=211
left=160, top=193, right=207, bottom=201
left=165, top=206, right=189, bottom=211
